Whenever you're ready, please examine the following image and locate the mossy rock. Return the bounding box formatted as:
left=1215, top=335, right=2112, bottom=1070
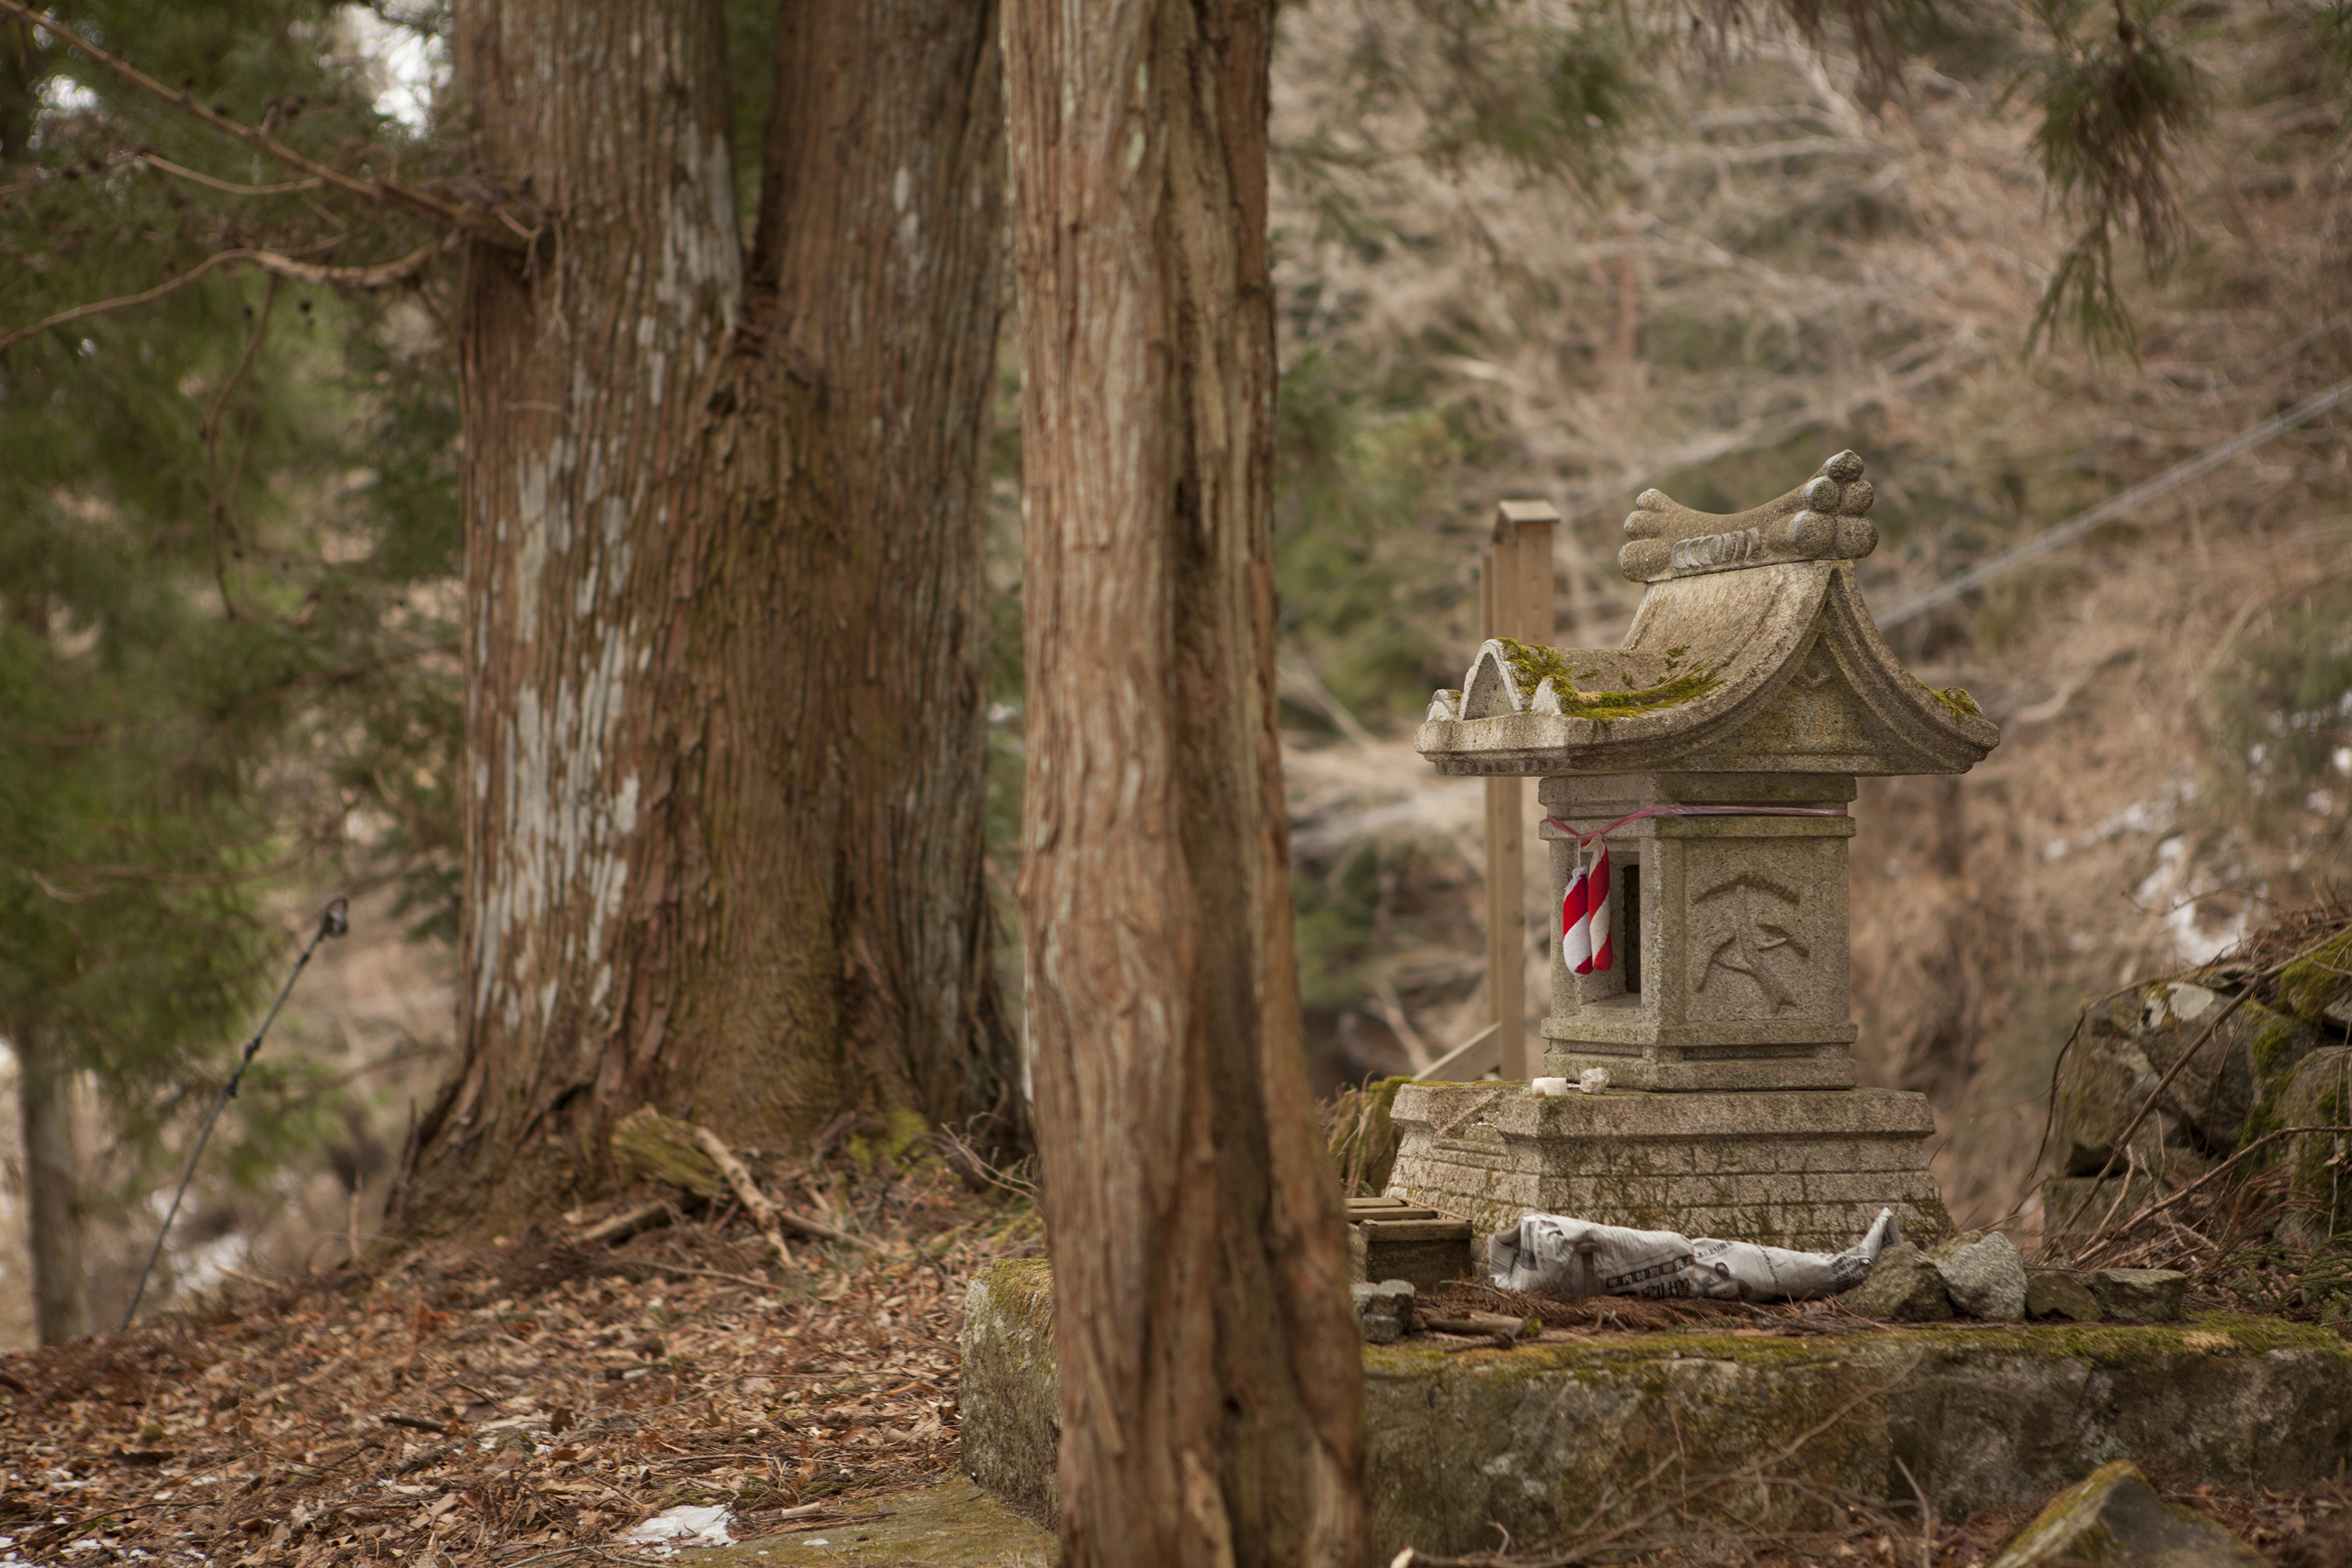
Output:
left=2272, top=1047, right=2351, bottom=1247
left=2278, top=927, right=2352, bottom=1026
left=845, top=1105, right=940, bottom=1175
left=1987, top=1458, right=2260, bottom=1566
left=957, top=1258, right=1059, bottom=1528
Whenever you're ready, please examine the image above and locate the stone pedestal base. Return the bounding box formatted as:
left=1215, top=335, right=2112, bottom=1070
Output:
left=1386, top=1080, right=1949, bottom=1252
left=1543, top=1042, right=1857, bottom=1091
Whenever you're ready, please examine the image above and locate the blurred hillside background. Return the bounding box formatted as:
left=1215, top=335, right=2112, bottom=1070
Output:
left=2, top=0, right=2347, bottom=1343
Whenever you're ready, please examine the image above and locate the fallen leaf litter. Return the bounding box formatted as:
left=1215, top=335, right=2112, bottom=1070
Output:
left=0, top=1131, right=1044, bottom=1566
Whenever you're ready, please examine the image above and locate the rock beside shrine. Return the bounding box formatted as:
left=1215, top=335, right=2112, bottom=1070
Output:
left=1842, top=1241, right=1954, bottom=1320
left=2024, top=1267, right=2104, bottom=1321
left=1352, top=1279, right=1414, bottom=1344
left=2087, top=1267, right=2189, bottom=1323
left=1987, top=1459, right=2261, bottom=1567
left=2270, top=1047, right=2351, bottom=1248
left=1932, top=1231, right=2028, bottom=1321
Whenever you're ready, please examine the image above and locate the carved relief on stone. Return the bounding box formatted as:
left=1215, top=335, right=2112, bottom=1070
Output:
left=1690, top=871, right=1813, bottom=1018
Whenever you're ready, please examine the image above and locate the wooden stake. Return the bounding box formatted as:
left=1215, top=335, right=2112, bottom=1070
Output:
left=1479, top=501, right=1559, bottom=1085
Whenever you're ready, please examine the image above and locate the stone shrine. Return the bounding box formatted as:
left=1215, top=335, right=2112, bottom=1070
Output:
left=1389, top=451, right=1998, bottom=1250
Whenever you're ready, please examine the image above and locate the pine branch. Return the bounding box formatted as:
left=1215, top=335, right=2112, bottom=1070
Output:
left=0, top=234, right=459, bottom=355
left=0, top=0, right=528, bottom=249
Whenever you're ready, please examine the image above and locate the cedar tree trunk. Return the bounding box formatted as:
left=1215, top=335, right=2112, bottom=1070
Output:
left=16, top=1022, right=87, bottom=1345
left=395, top=0, right=1013, bottom=1232
left=1004, top=1, right=1368, bottom=1563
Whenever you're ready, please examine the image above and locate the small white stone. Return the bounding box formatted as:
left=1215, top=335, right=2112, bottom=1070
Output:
left=1577, top=1068, right=1610, bottom=1094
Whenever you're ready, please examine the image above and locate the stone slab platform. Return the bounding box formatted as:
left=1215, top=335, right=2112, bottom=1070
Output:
left=960, top=1261, right=2352, bottom=1563
left=1387, top=1081, right=1949, bottom=1251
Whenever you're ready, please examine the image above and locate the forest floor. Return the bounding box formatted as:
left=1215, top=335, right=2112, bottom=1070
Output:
left=2, top=1145, right=2350, bottom=1568
left=0, top=1131, right=1046, bottom=1568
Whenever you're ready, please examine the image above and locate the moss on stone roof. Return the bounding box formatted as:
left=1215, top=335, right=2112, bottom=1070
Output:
left=1494, top=637, right=1723, bottom=720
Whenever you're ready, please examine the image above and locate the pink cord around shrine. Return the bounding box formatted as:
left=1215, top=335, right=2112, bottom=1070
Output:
left=1542, top=803, right=1850, bottom=845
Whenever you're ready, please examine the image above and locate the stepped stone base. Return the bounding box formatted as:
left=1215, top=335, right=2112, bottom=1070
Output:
left=1387, top=1080, right=1949, bottom=1251
left=961, top=1259, right=2352, bottom=1560
left=1543, top=1044, right=1858, bottom=1091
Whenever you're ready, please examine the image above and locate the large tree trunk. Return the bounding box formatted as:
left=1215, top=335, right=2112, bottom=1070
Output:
left=395, top=0, right=1012, bottom=1233
left=16, top=1022, right=87, bottom=1345
left=1004, top=2, right=1367, bottom=1563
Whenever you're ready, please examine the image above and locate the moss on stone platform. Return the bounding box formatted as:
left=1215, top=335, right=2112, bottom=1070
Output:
left=960, top=1260, right=2352, bottom=1563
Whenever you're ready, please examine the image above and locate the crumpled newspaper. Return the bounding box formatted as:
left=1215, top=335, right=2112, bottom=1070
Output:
left=1490, top=1206, right=1902, bottom=1302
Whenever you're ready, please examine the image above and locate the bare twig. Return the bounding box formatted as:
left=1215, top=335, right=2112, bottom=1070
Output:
left=1421, top=1311, right=1533, bottom=1339
left=611, top=1258, right=773, bottom=1291
left=2074, top=1123, right=2352, bottom=1265
left=204, top=272, right=281, bottom=622
left=137, top=153, right=324, bottom=198
left=0, top=0, right=527, bottom=248
left=2058, top=924, right=2352, bottom=1239
left=0, top=234, right=459, bottom=356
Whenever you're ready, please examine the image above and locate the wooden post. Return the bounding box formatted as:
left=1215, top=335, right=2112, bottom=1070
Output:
left=1505, top=500, right=1558, bottom=647
left=1480, top=502, right=1558, bottom=1083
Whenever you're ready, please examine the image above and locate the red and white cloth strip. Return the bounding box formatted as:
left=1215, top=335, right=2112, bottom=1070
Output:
left=1544, top=804, right=1849, bottom=976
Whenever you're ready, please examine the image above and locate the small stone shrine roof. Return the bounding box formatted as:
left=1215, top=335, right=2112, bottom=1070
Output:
left=1418, top=452, right=1999, bottom=776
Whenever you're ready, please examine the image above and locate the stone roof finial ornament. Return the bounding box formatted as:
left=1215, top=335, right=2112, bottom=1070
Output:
left=1620, top=449, right=1878, bottom=581
left=1422, top=449, right=1996, bottom=778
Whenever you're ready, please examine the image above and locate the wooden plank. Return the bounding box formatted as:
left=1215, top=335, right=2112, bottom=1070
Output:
left=1416, top=1020, right=1501, bottom=1083
left=1359, top=1218, right=1472, bottom=1243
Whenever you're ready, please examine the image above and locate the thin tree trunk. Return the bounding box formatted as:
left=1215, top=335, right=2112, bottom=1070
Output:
left=16, top=1022, right=86, bottom=1345
left=395, top=0, right=1013, bottom=1234
left=1004, top=2, right=1367, bottom=1563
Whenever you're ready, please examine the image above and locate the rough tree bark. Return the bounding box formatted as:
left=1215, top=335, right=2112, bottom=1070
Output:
left=394, top=0, right=1014, bottom=1232
left=16, top=1022, right=86, bottom=1345
left=1005, top=1, right=1367, bottom=1563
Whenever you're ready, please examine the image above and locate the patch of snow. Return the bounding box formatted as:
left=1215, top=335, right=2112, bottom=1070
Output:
left=622, top=1504, right=734, bottom=1553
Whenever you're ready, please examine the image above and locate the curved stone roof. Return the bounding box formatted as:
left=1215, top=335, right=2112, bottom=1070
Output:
left=1417, top=452, right=1999, bottom=777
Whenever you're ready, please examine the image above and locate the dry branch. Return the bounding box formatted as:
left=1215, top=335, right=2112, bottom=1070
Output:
left=2056, top=924, right=2352, bottom=1240
left=691, top=1126, right=796, bottom=1268
left=608, top=1105, right=865, bottom=1249
left=136, top=153, right=324, bottom=198
left=1421, top=1310, right=1533, bottom=1338
left=0, top=235, right=459, bottom=356
left=578, top=1200, right=673, bottom=1247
